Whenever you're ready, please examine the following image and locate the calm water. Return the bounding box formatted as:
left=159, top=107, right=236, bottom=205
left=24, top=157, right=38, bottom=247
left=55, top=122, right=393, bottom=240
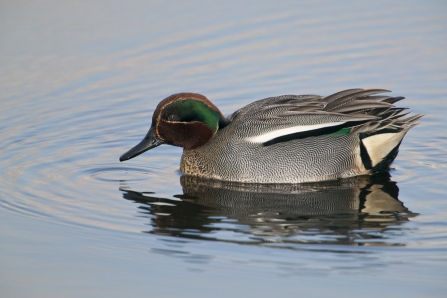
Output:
left=1, top=1, right=447, bottom=297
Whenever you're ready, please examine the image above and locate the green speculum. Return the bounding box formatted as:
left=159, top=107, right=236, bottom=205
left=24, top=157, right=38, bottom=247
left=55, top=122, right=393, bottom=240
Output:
left=329, top=127, right=351, bottom=135
left=163, top=99, right=228, bottom=131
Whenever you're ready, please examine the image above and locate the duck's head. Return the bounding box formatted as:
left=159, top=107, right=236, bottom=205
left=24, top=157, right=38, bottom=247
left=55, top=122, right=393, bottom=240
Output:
left=120, top=92, right=229, bottom=162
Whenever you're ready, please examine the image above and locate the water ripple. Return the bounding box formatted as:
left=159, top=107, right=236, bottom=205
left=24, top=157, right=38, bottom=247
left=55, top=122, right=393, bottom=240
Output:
left=0, top=2, right=446, bottom=293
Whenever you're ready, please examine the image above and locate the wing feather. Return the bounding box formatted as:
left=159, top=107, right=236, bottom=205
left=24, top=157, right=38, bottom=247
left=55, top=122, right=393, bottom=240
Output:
left=225, top=89, right=421, bottom=143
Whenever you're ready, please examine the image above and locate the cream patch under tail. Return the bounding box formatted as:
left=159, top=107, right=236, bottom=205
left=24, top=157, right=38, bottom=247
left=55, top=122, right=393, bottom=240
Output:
left=360, top=130, right=407, bottom=170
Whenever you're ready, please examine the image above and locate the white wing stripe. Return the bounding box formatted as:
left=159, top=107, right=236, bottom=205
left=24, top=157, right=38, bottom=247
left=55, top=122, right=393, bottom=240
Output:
left=246, top=122, right=346, bottom=143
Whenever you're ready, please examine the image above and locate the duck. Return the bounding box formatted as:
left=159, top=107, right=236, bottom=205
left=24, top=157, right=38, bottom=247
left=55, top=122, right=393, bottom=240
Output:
left=119, top=89, right=422, bottom=183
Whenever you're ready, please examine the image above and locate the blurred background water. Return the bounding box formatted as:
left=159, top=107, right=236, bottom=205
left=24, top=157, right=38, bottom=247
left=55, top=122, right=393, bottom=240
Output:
left=1, top=1, right=447, bottom=297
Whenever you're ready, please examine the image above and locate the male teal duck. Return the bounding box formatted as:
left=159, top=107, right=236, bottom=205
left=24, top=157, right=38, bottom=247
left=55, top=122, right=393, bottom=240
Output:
left=120, top=89, right=421, bottom=183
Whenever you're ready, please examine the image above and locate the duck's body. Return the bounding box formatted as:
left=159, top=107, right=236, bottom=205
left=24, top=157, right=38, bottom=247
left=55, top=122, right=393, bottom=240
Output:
left=120, top=89, right=421, bottom=183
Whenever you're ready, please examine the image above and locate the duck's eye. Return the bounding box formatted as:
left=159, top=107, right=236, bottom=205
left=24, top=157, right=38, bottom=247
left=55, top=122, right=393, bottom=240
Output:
left=168, top=114, right=179, bottom=121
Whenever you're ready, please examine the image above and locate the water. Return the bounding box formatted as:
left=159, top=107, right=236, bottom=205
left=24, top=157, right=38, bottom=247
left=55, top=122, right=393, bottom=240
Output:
left=1, top=1, right=447, bottom=297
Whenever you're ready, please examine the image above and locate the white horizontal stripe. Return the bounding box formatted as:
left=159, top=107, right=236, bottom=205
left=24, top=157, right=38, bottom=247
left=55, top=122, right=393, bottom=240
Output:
left=246, top=122, right=346, bottom=143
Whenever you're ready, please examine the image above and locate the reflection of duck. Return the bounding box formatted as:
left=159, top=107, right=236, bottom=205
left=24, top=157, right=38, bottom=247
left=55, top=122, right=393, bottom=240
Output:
left=120, top=89, right=421, bottom=183
left=121, top=174, right=415, bottom=245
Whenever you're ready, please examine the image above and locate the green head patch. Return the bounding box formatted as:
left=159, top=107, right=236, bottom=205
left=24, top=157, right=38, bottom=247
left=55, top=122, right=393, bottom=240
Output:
left=160, top=99, right=228, bottom=132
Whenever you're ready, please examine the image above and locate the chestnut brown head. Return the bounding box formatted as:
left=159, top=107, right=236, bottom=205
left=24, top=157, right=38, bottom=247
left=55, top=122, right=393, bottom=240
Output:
left=120, top=93, right=229, bottom=161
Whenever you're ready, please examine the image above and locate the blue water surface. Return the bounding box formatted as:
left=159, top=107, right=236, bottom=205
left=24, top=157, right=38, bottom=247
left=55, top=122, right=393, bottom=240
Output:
left=1, top=1, right=446, bottom=297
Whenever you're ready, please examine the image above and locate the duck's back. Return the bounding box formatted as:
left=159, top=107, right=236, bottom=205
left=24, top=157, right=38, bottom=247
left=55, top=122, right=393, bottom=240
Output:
left=181, top=89, right=421, bottom=183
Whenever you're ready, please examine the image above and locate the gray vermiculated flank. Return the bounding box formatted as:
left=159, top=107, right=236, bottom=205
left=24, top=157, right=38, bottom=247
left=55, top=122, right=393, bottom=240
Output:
left=180, top=89, right=422, bottom=183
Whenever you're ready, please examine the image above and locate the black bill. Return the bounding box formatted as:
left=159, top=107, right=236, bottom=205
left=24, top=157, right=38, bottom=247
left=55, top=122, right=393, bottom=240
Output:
left=119, top=127, right=164, bottom=161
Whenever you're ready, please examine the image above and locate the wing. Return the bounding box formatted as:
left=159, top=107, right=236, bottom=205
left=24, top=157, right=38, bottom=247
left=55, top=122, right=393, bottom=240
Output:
left=227, top=89, right=421, bottom=145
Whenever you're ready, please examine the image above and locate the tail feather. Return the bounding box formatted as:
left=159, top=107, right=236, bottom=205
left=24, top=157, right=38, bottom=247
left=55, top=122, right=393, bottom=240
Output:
left=358, top=112, right=422, bottom=172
